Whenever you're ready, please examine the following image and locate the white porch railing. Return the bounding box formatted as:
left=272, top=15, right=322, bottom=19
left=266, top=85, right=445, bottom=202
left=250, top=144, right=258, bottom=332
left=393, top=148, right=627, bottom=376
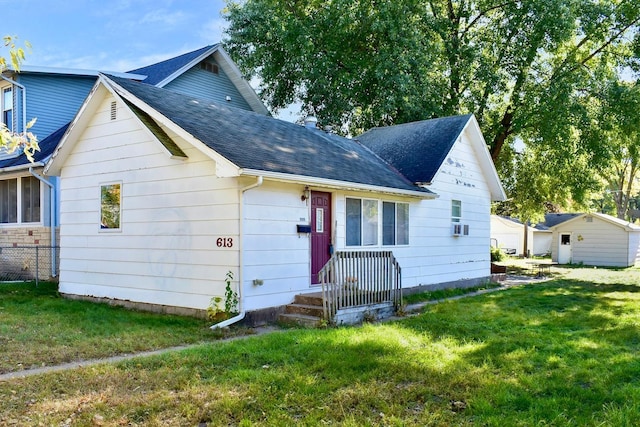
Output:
left=319, top=250, right=402, bottom=321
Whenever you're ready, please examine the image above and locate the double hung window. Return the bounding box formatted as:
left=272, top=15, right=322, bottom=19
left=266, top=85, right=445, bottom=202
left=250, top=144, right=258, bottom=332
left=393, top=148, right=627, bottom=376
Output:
left=2, top=87, right=13, bottom=131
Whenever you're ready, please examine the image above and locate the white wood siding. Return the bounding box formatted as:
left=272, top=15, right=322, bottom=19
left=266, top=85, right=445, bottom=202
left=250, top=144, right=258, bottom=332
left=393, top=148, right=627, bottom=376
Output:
left=331, top=128, right=493, bottom=289
left=242, top=181, right=312, bottom=310
left=242, top=126, right=497, bottom=308
left=490, top=215, right=531, bottom=255
left=58, top=95, right=240, bottom=309
left=552, top=216, right=634, bottom=267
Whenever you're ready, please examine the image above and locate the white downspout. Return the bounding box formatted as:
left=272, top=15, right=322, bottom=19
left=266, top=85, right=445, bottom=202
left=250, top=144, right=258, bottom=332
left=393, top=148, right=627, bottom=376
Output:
left=29, top=167, right=56, bottom=277
left=0, top=74, right=27, bottom=133
left=211, top=175, right=263, bottom=329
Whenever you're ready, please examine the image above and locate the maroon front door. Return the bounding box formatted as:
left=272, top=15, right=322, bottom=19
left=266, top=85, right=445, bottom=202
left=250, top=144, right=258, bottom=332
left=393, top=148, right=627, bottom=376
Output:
left=311, top=191, right=332, bottom=284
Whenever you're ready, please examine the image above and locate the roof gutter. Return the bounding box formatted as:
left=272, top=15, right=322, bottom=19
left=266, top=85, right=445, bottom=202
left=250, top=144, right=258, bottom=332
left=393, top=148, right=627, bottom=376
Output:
left=0, top=161, right=45, bottom=173
left=211, top=175, right=264, bottom=329
left=29, top=167, right=57, bottom=277
left=0, top=74, right=27, bottom=134
left=239, top=169, right=438, bottom=199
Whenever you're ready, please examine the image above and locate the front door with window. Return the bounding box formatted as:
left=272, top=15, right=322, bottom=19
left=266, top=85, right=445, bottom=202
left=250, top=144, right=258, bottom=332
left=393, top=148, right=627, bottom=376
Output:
left=311, top=191, right=332, bottom=284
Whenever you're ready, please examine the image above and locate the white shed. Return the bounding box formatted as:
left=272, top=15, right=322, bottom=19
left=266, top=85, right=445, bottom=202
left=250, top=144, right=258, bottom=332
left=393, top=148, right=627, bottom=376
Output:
left=490, top=215, right=552, bottom=256
left=550, top=212, right=640, bottom=267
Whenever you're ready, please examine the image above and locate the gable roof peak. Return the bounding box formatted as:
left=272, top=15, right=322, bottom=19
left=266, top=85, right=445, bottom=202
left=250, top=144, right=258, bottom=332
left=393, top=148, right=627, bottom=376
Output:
left=127, top=44, right=220, bottom=86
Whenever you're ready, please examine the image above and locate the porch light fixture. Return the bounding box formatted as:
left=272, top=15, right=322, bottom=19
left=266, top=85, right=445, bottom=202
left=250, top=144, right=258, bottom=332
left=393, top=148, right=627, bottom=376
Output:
left=301, top=186, right=310, bottom=202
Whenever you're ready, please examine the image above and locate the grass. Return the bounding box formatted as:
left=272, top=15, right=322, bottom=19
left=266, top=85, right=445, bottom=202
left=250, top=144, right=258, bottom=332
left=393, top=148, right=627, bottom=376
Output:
left=403, top=282, right=502, bottom=305
left=0, top=281, right=238, bottom=374
left=2, top=265, right=640, bottom=425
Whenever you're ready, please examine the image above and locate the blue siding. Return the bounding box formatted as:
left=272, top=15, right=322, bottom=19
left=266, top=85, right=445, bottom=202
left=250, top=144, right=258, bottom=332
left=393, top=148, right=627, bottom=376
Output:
left=165, top=63, right=253, bottom=111
left=17, top=74, right=96, bottom=140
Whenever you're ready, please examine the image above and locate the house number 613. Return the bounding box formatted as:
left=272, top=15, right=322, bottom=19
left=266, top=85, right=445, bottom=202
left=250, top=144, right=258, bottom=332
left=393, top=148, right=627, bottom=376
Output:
left=216, top=237, right=233, bottom=248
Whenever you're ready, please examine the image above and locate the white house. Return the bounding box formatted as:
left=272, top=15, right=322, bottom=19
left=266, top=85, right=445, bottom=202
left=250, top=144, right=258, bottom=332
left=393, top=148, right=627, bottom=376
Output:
left=0, top=44, right=267, bottom=281
left=44, top=74, right=505, bottom=325
left=550, top=212, right=640, bottom=267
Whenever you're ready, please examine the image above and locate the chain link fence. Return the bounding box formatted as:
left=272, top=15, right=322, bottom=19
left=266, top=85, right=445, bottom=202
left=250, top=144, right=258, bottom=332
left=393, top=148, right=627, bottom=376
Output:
left=0, top=246, right=59, bottom=284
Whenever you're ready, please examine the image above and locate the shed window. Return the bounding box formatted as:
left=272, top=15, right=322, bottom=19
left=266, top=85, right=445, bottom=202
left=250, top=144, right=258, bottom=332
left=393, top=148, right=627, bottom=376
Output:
left=100, top=183, right=121, bottom=230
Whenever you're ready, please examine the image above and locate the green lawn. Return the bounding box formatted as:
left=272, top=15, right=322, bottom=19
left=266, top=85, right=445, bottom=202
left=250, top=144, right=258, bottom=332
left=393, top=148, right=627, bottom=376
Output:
left=2, top=266, right=640, bottom=426
left=0, top=282, right=233, bottom=374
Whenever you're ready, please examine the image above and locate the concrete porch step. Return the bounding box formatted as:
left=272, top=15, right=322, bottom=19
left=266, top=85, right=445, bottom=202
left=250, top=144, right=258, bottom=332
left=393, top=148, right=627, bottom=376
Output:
left=279, top=292, right=325, bottom=327
left=278, top=312, right=323, bottom=328
left=293, top=292, right=323, bottom=306
left=284, top=302, right=324, bottom=318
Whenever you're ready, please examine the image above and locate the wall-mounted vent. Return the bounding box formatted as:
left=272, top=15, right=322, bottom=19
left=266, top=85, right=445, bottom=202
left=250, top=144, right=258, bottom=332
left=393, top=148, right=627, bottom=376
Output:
left=110, top=101, right=117, bottom=120
left=200, top=62, right=219, bottom=75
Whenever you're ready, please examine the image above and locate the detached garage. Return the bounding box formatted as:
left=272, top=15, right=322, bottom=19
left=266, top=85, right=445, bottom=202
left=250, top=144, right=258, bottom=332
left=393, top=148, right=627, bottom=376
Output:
left=550, top=212, right=640, bottom=267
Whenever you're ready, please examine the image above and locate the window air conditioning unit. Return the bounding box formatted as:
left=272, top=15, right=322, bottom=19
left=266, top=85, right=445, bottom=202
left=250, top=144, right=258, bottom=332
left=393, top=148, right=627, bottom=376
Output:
left=452, top=223, right=470, bottom=236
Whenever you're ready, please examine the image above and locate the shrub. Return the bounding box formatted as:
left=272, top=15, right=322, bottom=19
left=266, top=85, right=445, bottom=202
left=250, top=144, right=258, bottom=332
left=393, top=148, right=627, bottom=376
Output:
left=491, top=246, right=506, bottom=262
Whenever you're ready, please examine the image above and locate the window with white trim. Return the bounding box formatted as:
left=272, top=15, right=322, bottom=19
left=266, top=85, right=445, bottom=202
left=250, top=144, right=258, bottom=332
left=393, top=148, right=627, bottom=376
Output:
left=346, top=198, right=409, bottom=246
left=383, top=201, right=409, bottom=245
left=451, top=199, right=462, bottom=223
left=0, top=179, right=17, bottom=223
left=346, top=198, right=377, bottom=246
left=2, top=87, right=13, bottom=131
left=100, top=183, right=121, bottom=230
left=0, top=176, right=40, bottom=224
left=21, top=176, right=40, bottom=223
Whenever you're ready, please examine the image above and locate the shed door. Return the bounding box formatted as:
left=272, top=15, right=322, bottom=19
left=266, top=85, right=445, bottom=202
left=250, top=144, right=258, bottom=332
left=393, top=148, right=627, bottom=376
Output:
left=311, top=191, right=332, bottom=284
left=558, top=233, right=572, bottom=264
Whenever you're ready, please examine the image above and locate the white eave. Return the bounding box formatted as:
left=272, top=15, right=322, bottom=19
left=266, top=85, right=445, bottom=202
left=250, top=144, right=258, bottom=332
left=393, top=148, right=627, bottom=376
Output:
left=463, top=115, right=507, bottom=202
left=240, top=168, right=438, bottom=199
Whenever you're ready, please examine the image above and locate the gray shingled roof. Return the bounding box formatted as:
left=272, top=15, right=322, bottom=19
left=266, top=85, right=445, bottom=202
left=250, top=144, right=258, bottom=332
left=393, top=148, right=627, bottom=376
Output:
left=356, top=114, right=473, bottom=184
left=107, top=76, right=432, bottom=195
left=128, top=45, right=217, bottom=86
left=540, top=213, right=582, bottom=229
left=0, top=123, right=68, bottom=169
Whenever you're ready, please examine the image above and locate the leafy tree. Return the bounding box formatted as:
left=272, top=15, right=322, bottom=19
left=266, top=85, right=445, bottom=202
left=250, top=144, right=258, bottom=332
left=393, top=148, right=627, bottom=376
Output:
left=224, top=0, right=640, bottom=218
left=593, top=80, right=640, bottom=220
left=0, top=36, right=38, bottom=161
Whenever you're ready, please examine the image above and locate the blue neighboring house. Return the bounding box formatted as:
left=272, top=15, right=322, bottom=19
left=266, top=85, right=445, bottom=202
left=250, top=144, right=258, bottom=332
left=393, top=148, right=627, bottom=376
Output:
left=0, top=44, right=268, bottom=279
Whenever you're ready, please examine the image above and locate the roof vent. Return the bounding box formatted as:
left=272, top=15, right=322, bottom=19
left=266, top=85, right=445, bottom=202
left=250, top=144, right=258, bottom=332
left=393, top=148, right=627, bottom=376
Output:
left=304, top=116, right=317, bottom=129
left=110, top=101, right=117, bottom=120
left=200, top=62, right=219, bottom=75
